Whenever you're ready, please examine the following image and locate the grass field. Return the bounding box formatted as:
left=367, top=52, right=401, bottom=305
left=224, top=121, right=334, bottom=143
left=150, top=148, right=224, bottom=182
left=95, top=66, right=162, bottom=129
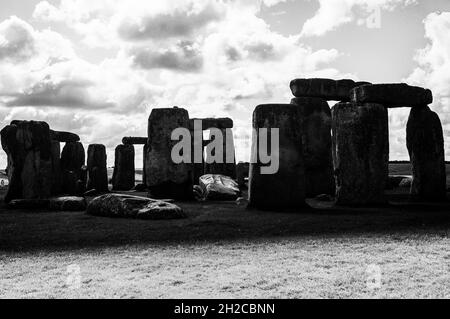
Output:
left=1, top=164, right=450, bottom=299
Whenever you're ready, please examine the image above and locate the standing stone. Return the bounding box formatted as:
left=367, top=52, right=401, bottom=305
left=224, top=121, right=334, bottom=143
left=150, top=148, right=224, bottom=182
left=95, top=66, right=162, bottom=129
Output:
left=112, top=144, right=135, bottom=191
left=406, top=106, right=446, bottom=201
left=249, top=104, right=306, bottom=210
left=145, top=108, right=193, bottom=199
left=332, top=102, right=389, bottom=205
left=0, top=120, right=53, bottom=203
left=142, top=144, right=148, bottom=186
left=87, top=144, right=108, bottom=193
left=50, top=140, right=62, bottom=195
left=205, top=128, right=237, bottom=179
left=291, top=97, right=335, bottom=197
left=61, top=142, right=85, bottom=195
left=236, top=162, right=249, bottom=188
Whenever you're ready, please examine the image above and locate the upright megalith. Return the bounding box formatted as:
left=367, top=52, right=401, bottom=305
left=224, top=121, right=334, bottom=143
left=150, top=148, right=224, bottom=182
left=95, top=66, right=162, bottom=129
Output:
left=112, top=144, right=135, bottom=191
left=0, top=120, right=53, bottom=203
left=61, top=142, right=86, bottom=195
left=146, top=107, right=193, bottom=199
left=87, top=144, right=108, bottom=193
left=332, top=102, right=389, bottom=205
left=291, top=97, right=335, bottom=197
left=50, top=140, right=62, bottom=195
left=248, top=104, right=306, bottom=210
left=351, top=83, right=433, bottom=108
left=290, top=78, right=371, bottom=102
left=407, top=106, right=446, bottom=201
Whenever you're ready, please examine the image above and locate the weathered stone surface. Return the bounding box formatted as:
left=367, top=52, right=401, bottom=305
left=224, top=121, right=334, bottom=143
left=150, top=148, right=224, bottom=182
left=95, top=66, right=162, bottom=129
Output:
left=87, top=144, right=108, bottom=193
left=291, top=97, right=335, bottom=197
left=86, top=194, right=186, bottom=220
left=122, top=137, right=147, bottom=145
left=50, top=130, right=80, bottom=143
left=145, top=108, right=193, bottom=199
left=134, top=183, right=147, bottom=192
left=198, top=174, right=241, bottom=201
left=249, top=104, right=306, bottom=210
left=48, top=196, right=87, bottom=211
left=407, top=106, right=446, bottom=201
left=399, top=177, right=413, bottom=188
left=142, top=144, right=148, bottom=186
left=51, top=140, right=62, bottom=195
left=332, top=102, right=389, bottom=205
left=112, top=144, right=135, bottom=191
left=351, top=83, right=433, bottom=108
left=236, top=162, right=249, bottom=188
left=290, top=78, right=371, bottom=101
left=0, top=120, right=53, bottom=203
left=190, top=118, right=234, bottom=129
left=61, top=141, right=85, bottom=195
left=204, top=127, right=236, bottom=179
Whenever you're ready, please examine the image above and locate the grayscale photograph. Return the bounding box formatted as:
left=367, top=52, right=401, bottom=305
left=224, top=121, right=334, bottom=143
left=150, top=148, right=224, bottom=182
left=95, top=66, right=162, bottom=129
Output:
left=0, top=0, right=449, bottom=303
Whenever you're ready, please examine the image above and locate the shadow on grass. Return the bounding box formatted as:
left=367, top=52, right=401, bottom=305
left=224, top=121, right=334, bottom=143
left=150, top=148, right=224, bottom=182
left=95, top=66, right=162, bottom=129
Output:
left=0, top=192, right=449, bottom=253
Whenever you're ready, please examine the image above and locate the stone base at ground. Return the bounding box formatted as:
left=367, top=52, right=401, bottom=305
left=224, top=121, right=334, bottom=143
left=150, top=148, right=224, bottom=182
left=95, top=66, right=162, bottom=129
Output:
left=332, top=102, right=389, bottom=206
left=198, top=174, right=241, bottom=201
left=86, top=194, right=186, bottom=220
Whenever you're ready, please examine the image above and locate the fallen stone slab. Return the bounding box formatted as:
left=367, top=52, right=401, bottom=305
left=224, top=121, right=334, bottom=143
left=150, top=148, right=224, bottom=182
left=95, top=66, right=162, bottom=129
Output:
left=86, top=194, right=186, bottom=220
left=351, top=83, right=433, bottom=108
left=198, top=174, right=241, bottom=201
left=7, top=196, right=86, bottom=211
left=290, top=78, right=371, bottom=101
left=49, top=196, right=87, bottom=211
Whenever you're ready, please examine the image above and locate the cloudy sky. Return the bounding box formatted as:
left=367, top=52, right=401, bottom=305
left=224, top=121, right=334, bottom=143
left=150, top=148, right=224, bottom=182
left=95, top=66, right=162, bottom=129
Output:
left=0, top=0, right=449, bottom=167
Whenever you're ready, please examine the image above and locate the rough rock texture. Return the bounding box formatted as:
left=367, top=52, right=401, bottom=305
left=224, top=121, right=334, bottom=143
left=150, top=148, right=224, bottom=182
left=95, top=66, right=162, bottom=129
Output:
left=112, top=144, right=135, bottom=191
left=50, top=140, right=62, bottom=195
left=61, top=141, right=85, bottom=195
left=86, top=194, right=186, bottom=220
left=351, top=83, right=433, bottom=108
left=50, top=130, right=80, bottom=143
left=290, top=78, right=371, bottom=101
left=145, top=108, right=193, bottom=199
left=190, top=118, right=234, bottom=130
left=406, top=106, right=446, bottom=201
left=236, top=162, right=249, bottom=188
left=142, top=144, right=148, bottom=187
left=48, top=196, right=87, bottom=211
left=198, top=174, right=241, bottom=201
left=204, top=128, right=236, bottom=179
left=87, top=144, right=109, bottom=193
left=291, top=97, right=335, bottom=197
left=249, top=104, right=306, bottom=210
left=332, top=102, right=389, bottom=205
left=122, top=137, right=147, bottom=145
left=0, top=120, right=54, bottom=203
